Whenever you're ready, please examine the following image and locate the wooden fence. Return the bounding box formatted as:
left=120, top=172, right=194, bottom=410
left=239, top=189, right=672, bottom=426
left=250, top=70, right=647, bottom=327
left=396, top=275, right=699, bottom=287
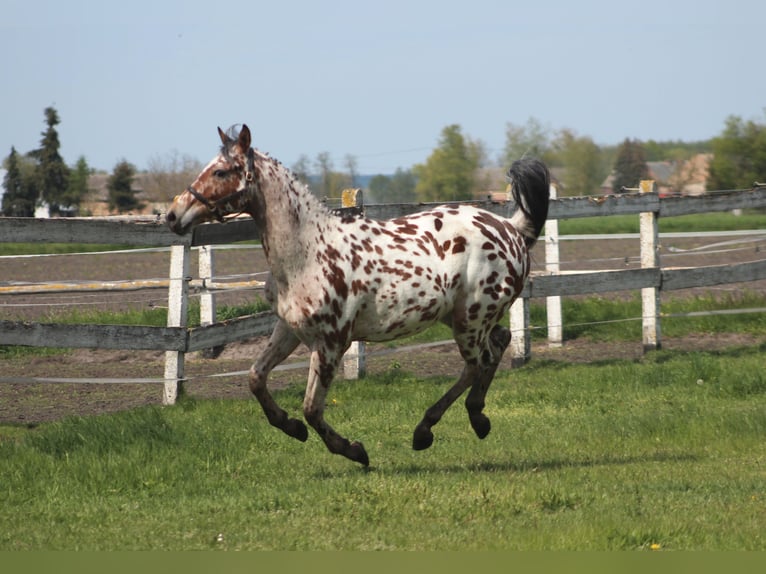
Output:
left=1, top=184, right=765, bottom=405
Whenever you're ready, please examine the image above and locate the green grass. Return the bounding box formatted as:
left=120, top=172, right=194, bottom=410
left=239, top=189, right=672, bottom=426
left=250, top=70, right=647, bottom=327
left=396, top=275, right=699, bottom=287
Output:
left=1, top=345, right=764, bottom=550
left=558, top=210, right=765, bottom=235
left=40, top=299, right=271, bottom=328
left=529, top=290, right=766, bottom=342
left=0, top=243, right=136, bottom=256
left=385, top=290, right=766, bottom=348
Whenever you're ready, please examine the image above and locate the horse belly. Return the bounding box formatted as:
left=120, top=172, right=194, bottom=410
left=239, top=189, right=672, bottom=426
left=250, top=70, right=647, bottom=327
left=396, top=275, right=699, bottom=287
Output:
left=352, top=287, right=452, bottom=342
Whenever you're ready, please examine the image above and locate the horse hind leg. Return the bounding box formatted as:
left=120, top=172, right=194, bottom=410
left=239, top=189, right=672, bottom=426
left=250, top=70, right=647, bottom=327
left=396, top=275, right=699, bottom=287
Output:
left=303, top=349, right=370, bottom=466
left=249, top=319, right=308, bottom=442
left=412, top=363, right=478, bottom=450
left=464, top=324, right=511, bottom=440
left=411, top=321, right=510, bottom=451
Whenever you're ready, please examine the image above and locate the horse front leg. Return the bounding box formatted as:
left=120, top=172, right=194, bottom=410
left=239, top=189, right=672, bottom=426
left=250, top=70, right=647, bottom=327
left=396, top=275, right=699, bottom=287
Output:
left=249, top=319, right=308, bottom=442
left=303, top=349, right=369, bottom=466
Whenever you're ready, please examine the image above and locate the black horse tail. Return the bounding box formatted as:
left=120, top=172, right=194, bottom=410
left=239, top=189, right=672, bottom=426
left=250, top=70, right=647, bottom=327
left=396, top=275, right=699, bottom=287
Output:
left=507, top=158, right=550, bottom=248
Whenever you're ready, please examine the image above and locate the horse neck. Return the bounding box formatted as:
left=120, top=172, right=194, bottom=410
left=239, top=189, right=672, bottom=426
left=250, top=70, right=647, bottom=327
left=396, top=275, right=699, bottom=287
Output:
left=250, top=155, right=330, bottom=275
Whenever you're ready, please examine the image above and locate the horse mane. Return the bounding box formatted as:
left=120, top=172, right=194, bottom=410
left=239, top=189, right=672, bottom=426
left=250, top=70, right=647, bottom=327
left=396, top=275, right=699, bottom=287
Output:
left=218, top=124, right=243, bottom=159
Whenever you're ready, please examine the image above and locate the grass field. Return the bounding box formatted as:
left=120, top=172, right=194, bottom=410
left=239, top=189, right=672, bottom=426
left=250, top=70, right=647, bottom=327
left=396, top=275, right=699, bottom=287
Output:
left=1, top=210, right=764, bottom=550
left=1, top=342, right=764, bottom=550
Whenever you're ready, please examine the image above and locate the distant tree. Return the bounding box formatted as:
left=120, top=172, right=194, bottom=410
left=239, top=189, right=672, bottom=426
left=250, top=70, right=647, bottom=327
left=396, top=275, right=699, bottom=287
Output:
left=612, top=138, right=649, bottom=192
left=367, top=174, right=390, bottom=202
left=368, top=168, right=417, bottom=203
left=315, top=151, right=334, bottom=198
left=311, top=152, right=352, bottom=198
left=33, top=106, right=70, bottom=214
left=61, top=156, right=91, bottom=214
left=552, top=129, right=607, bottom=196
left=707, top=114, right=766, bottom=190
left=291, top=154, right=312, bottom=188
left=502, top=117, right=554, bottom=165
left=143, top=151, right=202, bottom=203
left=643, top=139, right=711, bottom=162
left=2, top=147, right=37, bottom=216
left=107, top=160, right=143, bottom=213
left=344, top=154, right=359, bottom=188
left=413, top=124, right=480, bottom=202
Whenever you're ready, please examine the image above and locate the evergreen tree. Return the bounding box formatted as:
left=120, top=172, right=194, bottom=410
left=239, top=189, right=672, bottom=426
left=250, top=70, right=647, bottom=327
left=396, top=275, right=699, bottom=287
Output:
left=413, top=124, right=479, bottom=202
left=2, top=147, right=37, bottom=216
left=62, top=156, right=91, bottom=214
left=107, top=160, right=143, bottom=213
left=368, top=174, right=391, bottom=202
left=612, top=138, right=649, bottom=192
left=389, top=168, right=417, bottom=202
left=34, top=106, right=70, bottom=214
left=707, top=114, right=766, bottom=190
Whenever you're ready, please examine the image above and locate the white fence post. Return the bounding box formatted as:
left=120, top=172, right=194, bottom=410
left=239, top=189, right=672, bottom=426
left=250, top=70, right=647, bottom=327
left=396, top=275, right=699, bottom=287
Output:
left=341, top=188, right=367, bottom=379
left=198, top=244, right=223, bottom=358
left=510, top=296, right=530, bottom=367
left=640, top=180, right=661, bottom=352
left=199, top=245, right=216, bottom=327
left=164, top=244, right=190, bottom=404
left=545, top=183, right=562, bottom=347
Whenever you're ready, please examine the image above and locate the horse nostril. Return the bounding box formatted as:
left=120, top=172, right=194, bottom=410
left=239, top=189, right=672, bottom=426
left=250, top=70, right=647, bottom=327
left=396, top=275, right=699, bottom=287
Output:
left=166, top=211, right=176, bottom=224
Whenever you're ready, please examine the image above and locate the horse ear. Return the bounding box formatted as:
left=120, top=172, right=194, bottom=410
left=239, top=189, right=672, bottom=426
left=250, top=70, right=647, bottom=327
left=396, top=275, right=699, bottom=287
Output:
left=238, top=124, right=251, bottom=150
left=218, top=127, right=230, bottom=146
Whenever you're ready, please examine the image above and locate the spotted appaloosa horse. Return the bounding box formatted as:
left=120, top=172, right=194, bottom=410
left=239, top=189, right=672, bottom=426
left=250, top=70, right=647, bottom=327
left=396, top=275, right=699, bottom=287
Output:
left=166, top=124, right=549, bottom=466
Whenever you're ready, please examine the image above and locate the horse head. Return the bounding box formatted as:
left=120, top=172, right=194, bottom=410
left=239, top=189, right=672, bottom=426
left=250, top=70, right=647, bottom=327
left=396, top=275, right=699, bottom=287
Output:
left=166, top=124, right=256, bottom=235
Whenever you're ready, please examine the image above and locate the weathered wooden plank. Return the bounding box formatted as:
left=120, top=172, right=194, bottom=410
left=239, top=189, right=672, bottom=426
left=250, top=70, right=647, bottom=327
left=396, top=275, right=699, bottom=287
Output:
left=548, top=193, right=659, bottom=220
left=187, top=312, right=279, bottom=351
left=662, top=259, right=766, bottom=291
left=364, top=188, right=765, bottom=222
left=522, top=268, right=661, bottom=298
left=362, top=193, right=661, bottom=221
left=660, top=187, right=766, bottom=217
left=191, top=218, right=259, bottom=246
left=0, top=217, right=187, bottom=246
left=1, top=188, right=762, bottom=248
left=0, top=278, right=264, bottom=296
left=0, top=321, right=186, bottom=351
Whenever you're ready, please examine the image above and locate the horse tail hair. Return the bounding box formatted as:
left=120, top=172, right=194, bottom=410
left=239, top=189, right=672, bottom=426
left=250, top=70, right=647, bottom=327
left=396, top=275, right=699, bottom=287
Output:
left=507, top=158, right=550, bottom=248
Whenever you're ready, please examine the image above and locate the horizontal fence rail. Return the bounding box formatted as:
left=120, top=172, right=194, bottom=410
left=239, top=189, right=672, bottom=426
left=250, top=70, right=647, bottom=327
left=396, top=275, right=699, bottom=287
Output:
left=1, top=184, right=765, bottom=403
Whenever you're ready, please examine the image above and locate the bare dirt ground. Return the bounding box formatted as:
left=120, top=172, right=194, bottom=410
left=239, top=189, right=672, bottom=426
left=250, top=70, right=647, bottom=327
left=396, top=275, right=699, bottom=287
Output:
left=2, top=232, right=764, bottom=425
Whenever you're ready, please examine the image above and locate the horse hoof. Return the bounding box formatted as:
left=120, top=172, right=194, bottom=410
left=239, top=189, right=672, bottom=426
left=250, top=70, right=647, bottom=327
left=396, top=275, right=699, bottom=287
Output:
left=412, top=427, right=434, bottom=451
left=349, top=441, right=369, bottom=467
left=285, top=418, right=309, bottom=442
left=470, top=413, right=491, bottom=439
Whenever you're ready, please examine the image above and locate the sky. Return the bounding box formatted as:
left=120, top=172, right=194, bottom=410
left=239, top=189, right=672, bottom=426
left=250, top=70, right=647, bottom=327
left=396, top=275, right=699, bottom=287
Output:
left=2, top=0, right=765, bottom=177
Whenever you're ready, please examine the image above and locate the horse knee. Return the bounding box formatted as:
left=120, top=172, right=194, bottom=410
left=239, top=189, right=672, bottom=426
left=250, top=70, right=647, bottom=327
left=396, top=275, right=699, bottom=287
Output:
left=248, top=365, right=266, bottom=396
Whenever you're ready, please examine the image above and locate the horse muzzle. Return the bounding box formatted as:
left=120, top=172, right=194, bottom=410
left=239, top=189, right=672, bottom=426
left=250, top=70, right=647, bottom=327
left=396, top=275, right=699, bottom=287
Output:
left=165, top=195, right=198, bottom=235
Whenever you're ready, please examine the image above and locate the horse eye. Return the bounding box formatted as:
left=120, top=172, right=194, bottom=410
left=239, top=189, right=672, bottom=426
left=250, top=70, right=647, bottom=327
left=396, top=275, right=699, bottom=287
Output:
left=213, top=169, right=228, bottom=178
